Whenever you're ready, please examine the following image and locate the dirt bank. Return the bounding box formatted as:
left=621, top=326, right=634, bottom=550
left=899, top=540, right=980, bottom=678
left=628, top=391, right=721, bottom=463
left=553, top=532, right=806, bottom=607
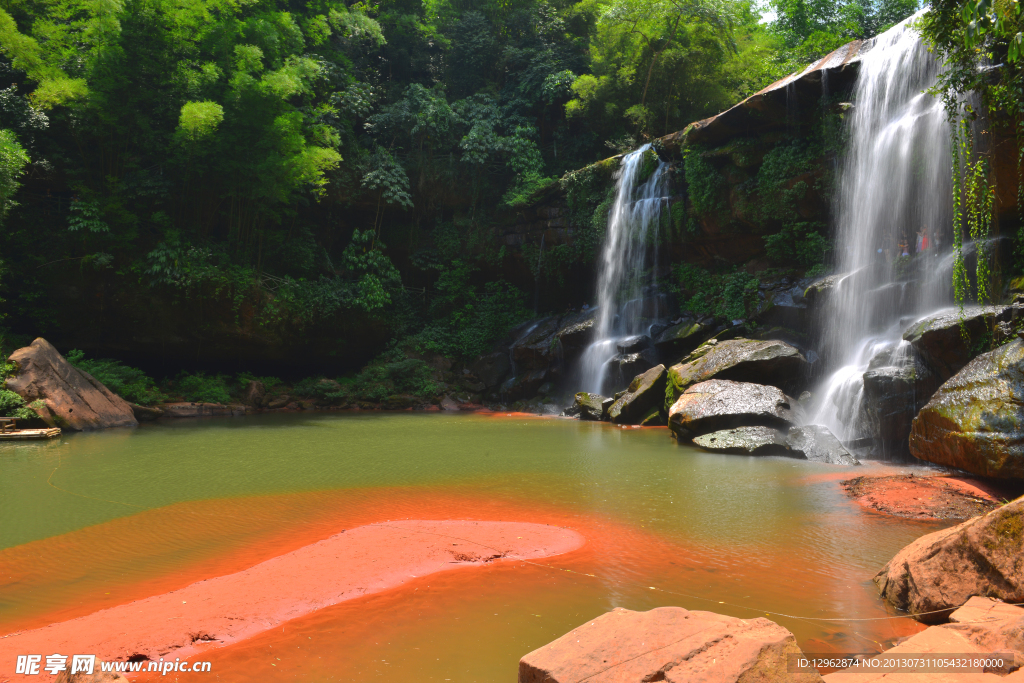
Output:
left=0, top=520, right=583, bottom=669
left=841, top=473, right=1020, bottom=519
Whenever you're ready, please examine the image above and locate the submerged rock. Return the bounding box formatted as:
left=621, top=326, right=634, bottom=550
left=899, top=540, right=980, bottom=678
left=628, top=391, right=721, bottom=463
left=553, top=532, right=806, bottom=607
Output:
left=903, top=304, right=1021, bottom=381
left=692, top=426, right=790, bottom=455
left=518, top=606, right=822, bottom=683
left=786, top=425, right=859, bottom=465
left=909, top=339, right=1024, bottom=479
left=668, top=379, right=800, bottom=439
left=652, top=318, right=708, bottom=355
left=873, top=495, right=1024, bottom=623
left=665, top=338, right=809, bottom=410
left=5, top=337, right=138, bottom=431
left=470, top=352, right=511, bottom=389
left=608, top=364, right=667, bottom=424
left=574, top=392, right=608, bottom=421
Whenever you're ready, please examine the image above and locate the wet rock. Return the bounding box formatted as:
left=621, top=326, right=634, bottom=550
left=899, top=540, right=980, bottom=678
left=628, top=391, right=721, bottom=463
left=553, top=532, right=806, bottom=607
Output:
left=243, top=379, right=266, bottom=407
left=440, top=395, right=460, bottom=411
left=668, top=380, right=801, bottom=439
left=665, top=338, right=809, bottom=410
left=614, top=348, right=659, bottom=384
left=753, top=283, right=811, bottom=333
left=470, top=352, right=511, bottom=389
left=786, top=425, right=859, bottom=465
left=801, top=273, right=841, bottom=306
left=266, top=395, right=290, bottom=409
left=692, top=426, right=790, bottom=455
left=160, top=402, right=247, bottom=418
left=5, top=338, right=138, bottom=430
left=574, top=392, right=608, bottom=421
left=608, top=365, right=667, bottom=424
left=862, top=345, right=940, bottom=453
left=556, top=309, right=598, bottom=359
left=909, top=339, right=1024, bottom=479
left=873, top=494, right=1024, bottom=623
left=615, top=335, right=651, bottom=354
left=130, top=403, right=164, bottom=421
left=652, top=318, right=708, bottom=356
left=518, top=606, right=822, bottom=683
left=512, top=317, right=562, bottom=371
left=638, top=406, right=666, bottom=426
left=500, top=369, right=548, bottom=401
left=903, top=305, right=1021, bottom=381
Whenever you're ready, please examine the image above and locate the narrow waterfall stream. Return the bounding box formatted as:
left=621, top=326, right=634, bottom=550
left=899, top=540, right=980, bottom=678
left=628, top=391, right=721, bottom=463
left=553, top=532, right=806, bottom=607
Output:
left=579, top=144, right=670, bottom=394
left=813, top=13, right=953, bottom=442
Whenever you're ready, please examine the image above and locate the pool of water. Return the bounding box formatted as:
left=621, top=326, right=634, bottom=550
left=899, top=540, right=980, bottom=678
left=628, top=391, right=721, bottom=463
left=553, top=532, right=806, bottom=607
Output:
left=0, top=412, right=945, bottom=680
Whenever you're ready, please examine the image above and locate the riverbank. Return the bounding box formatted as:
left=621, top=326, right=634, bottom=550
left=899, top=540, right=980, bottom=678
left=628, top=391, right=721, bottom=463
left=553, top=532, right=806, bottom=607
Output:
left=842, top=473, right=1022, bottom=520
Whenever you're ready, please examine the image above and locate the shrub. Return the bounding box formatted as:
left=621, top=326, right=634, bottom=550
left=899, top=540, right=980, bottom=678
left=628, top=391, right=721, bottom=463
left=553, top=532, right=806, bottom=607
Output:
left=65, top=350, right=167, bottom=406
left=174, top=372, right=232, bottom=404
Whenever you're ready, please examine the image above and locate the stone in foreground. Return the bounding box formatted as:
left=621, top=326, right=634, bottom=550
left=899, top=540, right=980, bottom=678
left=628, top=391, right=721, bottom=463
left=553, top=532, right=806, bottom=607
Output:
left=5, top=337, right=137, bottom=431
left=909, top=339, right=1024, bottom=480
left=669, top=380, right=800, bottom=439
left=693, top=426, right=790, bottom=455
left=665, top=338, right=809, bottom=410
left=519, top=606, right=822, bottom=683
left=873, top=495, right=1024, bottom=624
left=608, top=364, right=667, bottom=424
left=787, top=425, right=859, bottom=465
left=574, top=392, right=608, bottom=421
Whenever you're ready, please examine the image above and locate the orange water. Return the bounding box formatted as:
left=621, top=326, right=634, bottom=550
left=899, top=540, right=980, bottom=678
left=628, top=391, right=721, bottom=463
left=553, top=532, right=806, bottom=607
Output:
left=0, top=413, right=942, bottom=680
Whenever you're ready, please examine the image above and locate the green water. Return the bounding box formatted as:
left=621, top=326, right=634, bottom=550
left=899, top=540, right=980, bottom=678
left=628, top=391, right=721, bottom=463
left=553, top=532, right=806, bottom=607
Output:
left=0, top=412, right=944, bottom=678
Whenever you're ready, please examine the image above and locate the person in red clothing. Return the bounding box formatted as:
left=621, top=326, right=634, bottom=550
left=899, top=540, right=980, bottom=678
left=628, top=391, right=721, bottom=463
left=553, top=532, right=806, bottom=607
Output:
left=920, top=225, right=930, bottom=251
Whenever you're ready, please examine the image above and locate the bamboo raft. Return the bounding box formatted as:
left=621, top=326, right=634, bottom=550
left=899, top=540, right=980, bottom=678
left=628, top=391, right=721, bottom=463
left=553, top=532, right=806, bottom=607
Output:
left=0, top=427, right=61, bottom=440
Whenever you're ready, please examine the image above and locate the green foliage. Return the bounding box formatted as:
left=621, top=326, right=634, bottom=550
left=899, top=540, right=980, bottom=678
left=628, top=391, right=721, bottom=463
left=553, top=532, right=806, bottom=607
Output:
left=177, top=101, right=225, bottom=143
left=332, top=357, right=439, bottom=403
left=763, top=221, right=830, bottom=267
left=684, top=149, right=725, bottom=218
left=674, top=263, right=759, bottom=319
left=66, top=350, right=167, bottom=406
left=237, top=372, right=282, bottom=391
left=173, top=372, right=232, bottom=404
left=0, top=129, right=28, bottom=220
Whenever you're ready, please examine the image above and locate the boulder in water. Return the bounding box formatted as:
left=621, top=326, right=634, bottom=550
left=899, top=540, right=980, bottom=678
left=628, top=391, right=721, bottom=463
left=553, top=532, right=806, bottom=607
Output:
left=607, top=364, right=667, bottom=424
left=786, top=425, right=859, bottom=465
left=5, top=338, right=138, bottom=431
left=873, top=494, right=1024, bottom=623
left=574, top=392, right=608, bottom=421
left=693, top=426, right=790, bottom=455
left=470, top=352, right=511, bottom=389
left=518, top=606, right=822, bottom=683
left=862, top=345, right=939, bottom=454
left=665, top=338, right=809, bottom=410
left=638, top=405, right=666, bottom=426
left=909, top=339, right=1024, bottom=480
left=668, top=379, right=800, bottom=439
left=652, top=318, right=708, bottom=355
left=903, top=305, right=1022, bottom=381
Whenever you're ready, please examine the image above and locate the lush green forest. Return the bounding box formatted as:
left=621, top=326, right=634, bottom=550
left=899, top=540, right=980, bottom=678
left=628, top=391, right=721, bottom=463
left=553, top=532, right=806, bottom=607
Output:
left=0, top=0, right=1002, bottom=399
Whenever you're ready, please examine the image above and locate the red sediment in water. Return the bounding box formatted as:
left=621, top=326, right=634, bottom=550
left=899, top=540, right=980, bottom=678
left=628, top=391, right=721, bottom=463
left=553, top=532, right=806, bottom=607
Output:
left=841, top=473, right=1011, bottom=519
left=0, top=521, right=583, bottom=667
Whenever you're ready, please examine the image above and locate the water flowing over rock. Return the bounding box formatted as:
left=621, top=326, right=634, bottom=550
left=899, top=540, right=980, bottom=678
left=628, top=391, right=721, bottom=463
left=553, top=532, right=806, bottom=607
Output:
left=909, top=339, right=1024, bottom=480
left=518, top=606, right=823, bottom=683
left=607, top=364, right=667, bottom=424
left=574, top=392, right=608, bottom=421
left=666, top=338, right=809, bottom=409
left=786, top=425, right=859, bottom=465
left=693, top=426, right=790, bottom=455
left=873, top=495, right=1024, bottom=623
left=5, top=338, right=137, bottom=430
left=903, top=305, right=1021, bottom=381
left=668, top=380, right=800, bottom=439
left=861, top=343, right=939, bottom=453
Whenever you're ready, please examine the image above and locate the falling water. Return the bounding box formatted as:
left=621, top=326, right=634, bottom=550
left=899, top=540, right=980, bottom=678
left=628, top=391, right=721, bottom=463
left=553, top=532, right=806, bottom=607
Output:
left=579, top=144, right=669, bottom=394
left=813, top=12, right=953, bottom=439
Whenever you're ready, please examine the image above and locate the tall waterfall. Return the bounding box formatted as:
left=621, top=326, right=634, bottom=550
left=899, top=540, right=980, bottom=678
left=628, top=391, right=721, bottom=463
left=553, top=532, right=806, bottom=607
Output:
left=813, top=13, right=953, bottom=439
left=579, top=144, right=669, bottom=394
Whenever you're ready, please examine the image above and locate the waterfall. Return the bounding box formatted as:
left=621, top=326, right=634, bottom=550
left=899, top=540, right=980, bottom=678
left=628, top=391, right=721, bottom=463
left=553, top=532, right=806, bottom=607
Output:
left=813, top=12, right=953, bottom=439
left=579, top=144, right=669, bottom=394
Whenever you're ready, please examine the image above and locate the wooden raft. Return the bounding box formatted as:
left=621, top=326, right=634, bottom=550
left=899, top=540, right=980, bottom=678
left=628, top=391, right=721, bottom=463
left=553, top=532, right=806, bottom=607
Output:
left=0, top=427, right=61, bottom=440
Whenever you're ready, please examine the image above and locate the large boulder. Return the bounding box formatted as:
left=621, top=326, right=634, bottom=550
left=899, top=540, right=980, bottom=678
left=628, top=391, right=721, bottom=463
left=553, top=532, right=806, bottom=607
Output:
left=652, top=318, right=708, bottom=355
left=607, top=365, right=667, bottom=424
left=500, top=369, right=548, bottom=401
left=786, top=425, right=859, bottom=465
left=668, top=380, right=800, bottom=439
left=243, top=379, right=266, bottom=407
left=665, top=338, right=809, bottom=411
left=903, top=305, right=1021, bottom=381
left=5, top=338, right=138, bottom=431
left=753, top=283, right=811, bottom=333
left=470, top=352, right=511, bottom=389
left=873, top=495, right=1024, bottom=623
left=693, top=426, right=790, bottom=455
left=574, top=392, right=608, bottom=421
left=512, top=317, right=562, bottom=371
left=862, top=344, right=939, bottom=453
left=909, top=339, right=1024, bottom=479
left=556, top=309, right=598, bottom=359
left=518, top=606, right=822, bottom=683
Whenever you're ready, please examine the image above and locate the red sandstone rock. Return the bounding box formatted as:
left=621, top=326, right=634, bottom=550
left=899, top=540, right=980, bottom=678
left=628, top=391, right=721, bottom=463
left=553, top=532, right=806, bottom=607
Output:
left=873, top=496, right=1024, bottom=623
left=55, top=670, right=129, bottom=683
left=518, top=606, right=822, bottom=683
left=5, top=338, right=137, bottom=431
